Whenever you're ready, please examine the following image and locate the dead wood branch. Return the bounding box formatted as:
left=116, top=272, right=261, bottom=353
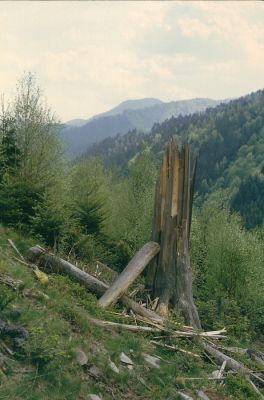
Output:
left=87, top=317, right=160, bottom=333
left=217, top=360, right=227, bottom=379
left=8, top=239, right=24, bottom=260
left=150, top=340, right=200, bottom=358
left=176, top=376, right=226, bottom=383
left=246, top=377, right=264, bottom=399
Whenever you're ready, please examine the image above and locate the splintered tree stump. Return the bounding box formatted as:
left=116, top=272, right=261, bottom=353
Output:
left=147, top=140, right=201, bottom=328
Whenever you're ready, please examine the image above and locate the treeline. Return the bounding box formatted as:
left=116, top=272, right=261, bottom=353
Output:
left=0, top=73, right=157, bottom=268
left=85, top=89, right=264, bottom=228
left=1, top=74, right=263, bottom=339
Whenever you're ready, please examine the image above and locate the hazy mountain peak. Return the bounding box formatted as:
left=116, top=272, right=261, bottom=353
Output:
left=61, top=97, right=223, bottom=159
left=93, top=98, right=163, bottom=120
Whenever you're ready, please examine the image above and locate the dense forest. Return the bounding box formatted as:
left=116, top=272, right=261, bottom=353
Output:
left=1, top=73, right=264, bottom=399
left=85, top=90, right=264, bottom=228
left=61, top=97, right=221, bottom=159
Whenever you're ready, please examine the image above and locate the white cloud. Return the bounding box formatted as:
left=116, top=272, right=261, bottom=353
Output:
left=0, top=1, right=263, bottom=121
left=177, top=17, right=211, bottom=38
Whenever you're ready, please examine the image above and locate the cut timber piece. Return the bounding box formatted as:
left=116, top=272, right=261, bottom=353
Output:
left=98, top=241, right=160, bottom=308
left=26, top=246, right=164, bottom=325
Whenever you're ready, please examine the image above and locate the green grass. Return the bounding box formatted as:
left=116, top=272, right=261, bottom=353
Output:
left=0, top=225, right=262, bottom=399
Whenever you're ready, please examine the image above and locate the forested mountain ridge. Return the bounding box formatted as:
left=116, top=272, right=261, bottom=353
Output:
left=85, top=89, right=264, bottom=226
left=60, top=97, right=221, bottom=158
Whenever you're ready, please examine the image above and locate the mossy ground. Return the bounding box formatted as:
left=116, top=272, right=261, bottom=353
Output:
left=0, top=226, right=262, bottom=400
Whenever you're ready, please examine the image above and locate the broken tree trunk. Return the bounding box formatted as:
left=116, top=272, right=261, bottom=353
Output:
left=147, top=140, right=201, bottom=328
left=26, top=246, right=164, bottom=324
left=99, top=241, right=160, bottom=308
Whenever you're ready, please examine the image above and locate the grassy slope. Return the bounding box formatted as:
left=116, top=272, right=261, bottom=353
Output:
left=0, top=226, right=261, bottom=400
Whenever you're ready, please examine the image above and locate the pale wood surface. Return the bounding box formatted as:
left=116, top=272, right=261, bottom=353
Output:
left=98, top=241, right=160, bottom=308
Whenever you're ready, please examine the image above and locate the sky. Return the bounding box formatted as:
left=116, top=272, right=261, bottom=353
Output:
left=0, top=1, right=264, bottom=122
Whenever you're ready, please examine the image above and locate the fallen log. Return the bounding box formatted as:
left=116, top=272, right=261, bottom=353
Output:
left=98, top=241, right=160, bottom=308
left=203, top=343, right=250, bottom=375
left=26, top=246, right=164, bottom=324
left=27, top=246, right=108, bottom=295
left=211, top=344, right=264, bottom=368
left=26, top=247, right=226, bottom=338
left=247, top=349, right=264, bottom=367
left=246, top=377, right=264, bottom=399
left=203, top=342, right=264, bottom=395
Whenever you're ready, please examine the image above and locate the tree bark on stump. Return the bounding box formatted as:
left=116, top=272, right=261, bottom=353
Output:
left=147, top=140, right=201, bottom=329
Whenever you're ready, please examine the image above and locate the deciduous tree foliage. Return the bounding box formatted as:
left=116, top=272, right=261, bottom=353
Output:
left=0, top=73, right=64, bottom=232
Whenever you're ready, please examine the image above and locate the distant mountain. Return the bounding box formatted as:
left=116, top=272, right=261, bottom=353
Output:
left=60, top=98, right=222, bottom=158
left=92, top=98, right=163, bottom=119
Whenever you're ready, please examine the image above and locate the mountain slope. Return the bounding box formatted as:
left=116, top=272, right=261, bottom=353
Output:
left=84, top=89, right=264, bottom=225
left=0, top=225, right=261, bottom=400
left=60, top=98, right=221, bottom=159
